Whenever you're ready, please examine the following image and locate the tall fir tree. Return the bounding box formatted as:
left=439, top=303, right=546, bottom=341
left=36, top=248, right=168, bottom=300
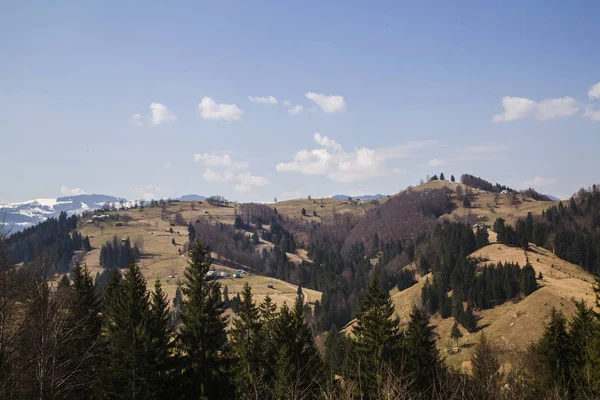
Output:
left=67, top=264, right=103, bottom=399
left=230, top=282, right=266, bottom=399
left=404, top=305, right=442, bottom=395
left=102, top=262, right=155, bottom=399
left=148, top=279, right=173, bottom=399
left=347, top=278, right=403, bottom=398
left=470, top=333, right=501, bottom=399
left=176, top=241, right=232, bottom=399
left=533, top=308, right=572, bottom=395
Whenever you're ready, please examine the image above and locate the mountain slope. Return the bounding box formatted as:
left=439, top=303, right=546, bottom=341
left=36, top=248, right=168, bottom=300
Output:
left=1, top=194, right=125, bottom=232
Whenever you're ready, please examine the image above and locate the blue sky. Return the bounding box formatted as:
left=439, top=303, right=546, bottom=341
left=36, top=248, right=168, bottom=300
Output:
left=1, top=1, right=599, bottom=203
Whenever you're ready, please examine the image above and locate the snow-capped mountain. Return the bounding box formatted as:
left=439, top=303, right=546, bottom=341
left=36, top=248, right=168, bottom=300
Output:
left=0, top=194, right=125, bottom=233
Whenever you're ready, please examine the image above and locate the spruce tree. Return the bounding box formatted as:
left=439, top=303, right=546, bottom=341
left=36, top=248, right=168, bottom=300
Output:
left=451, top=321, right=463, bottom=348
left=471, top=333, right=501, bottom=399
left=231, top=282, right=265, bottom=398
left=534, top=308, right=572, bottom=393
left=568, top=300, right=600, bottom=396
left=67, top=264, right=102, bottom=399
left=176, top=241, right=232, bottom=399
left=271, top=295, right=324, bottom=399
left=149, top=279, right=173, bottom=399
left=404, top=305, right=441, bottom=393
left=348, top=279, right=403, bottom=398
left=102, top=262, right=155, bottom=399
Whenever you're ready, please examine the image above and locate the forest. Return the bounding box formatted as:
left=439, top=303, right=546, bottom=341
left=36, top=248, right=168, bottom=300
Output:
left=494, top=186, right=600, bottom=275
left=1, top=237, right=600, bottom=399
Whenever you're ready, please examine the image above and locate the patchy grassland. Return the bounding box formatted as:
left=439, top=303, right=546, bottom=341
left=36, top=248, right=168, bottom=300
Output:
left=78, top=200, right=321, bottom=308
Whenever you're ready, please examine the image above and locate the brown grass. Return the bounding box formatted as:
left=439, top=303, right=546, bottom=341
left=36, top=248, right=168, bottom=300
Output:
left=78, top=201, right=321, bottom=307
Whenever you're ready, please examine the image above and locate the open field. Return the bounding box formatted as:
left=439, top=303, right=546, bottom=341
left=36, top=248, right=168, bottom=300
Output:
left=386, top=242, right=598, bottom=370
left=273, top=196, right=386, bottom=222
left=77, top=200, right=321, bottom=307
left=410, top=180, right=559, bottom=226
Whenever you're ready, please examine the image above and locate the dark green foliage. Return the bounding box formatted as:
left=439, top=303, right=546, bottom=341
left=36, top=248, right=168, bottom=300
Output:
left=404, top=305, right=442, bottom=393
left=532, top=308, right=572, bottom=392
left=3, top=212, right=90, bottom=273
left=230, top=282, right=265, bottom=398
left=520, top=263, right=537, bottom=295
left=347, top=279, right=403, bottom=397
left=101, top=261, right=156, bottom=399
left=463, top=196, right=471, bottom=208
left=99, top=236, right=140, bottom=269
left=460, top=174, right=516, bottom=193
left=450, top=175, right=455, bottom=182
left=67, top=264, right=103, bottom=399
left=475, top=225, right=489, bottom=248
left=176, top=241, right=232, bottom=399
left=148, top=280, right=173, bottom=399
left=451, top=321, right=463, bottom=347
left=440, top=172, right=445, bottom=181
left=271, top=295, right=324, bottom=399
left=471, top=333, right=501, bottom=399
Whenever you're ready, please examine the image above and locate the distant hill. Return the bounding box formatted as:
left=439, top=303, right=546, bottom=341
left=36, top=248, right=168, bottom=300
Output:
left=331, top=194, right=387, bottom=200
left=0, top=194, right=125, bottom=233
left=544, top=194, right=561, bottom=201
left=176, top=194, right=207, bottom=201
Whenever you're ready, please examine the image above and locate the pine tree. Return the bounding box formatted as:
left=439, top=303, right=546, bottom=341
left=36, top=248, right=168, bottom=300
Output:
left=568, top=300, right=600, bottom=396
left=471, top=333, right=501, bottom=399
left=520, top=263, right=537, bottom=295
left=440, top=172, right=445, bottom=181
left=451, top=321, right=463, bottom=348
left=404, top=305, right=442, bottom=394
left=451, top=175, right=455, bottom=182
left=149, top=279, right=173, bottom=399
left=102, top=261, right=155, bottom=399
left=348, top=279, right=403, bottom=398
left=67, top=264, right=102, bottom=399
left=230, top=282, right=265, bottom=398
left=176, top=241, right=232, bottom=399
left=271, top=295, right=324, bottom=399
left=463, top=304, right=477, bottom=332
left=534, top=308, right=572, bottom=393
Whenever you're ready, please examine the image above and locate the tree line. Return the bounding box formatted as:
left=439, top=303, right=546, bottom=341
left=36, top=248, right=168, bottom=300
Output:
left=99, top=236, right=140, bottom=269
left=2, top=211, right=91, bottom=274
left=493, top=187, right=600, bottom=275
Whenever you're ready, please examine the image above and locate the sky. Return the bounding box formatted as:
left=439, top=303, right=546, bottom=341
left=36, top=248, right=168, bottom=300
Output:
left=1, top=1, right=599, bottom=203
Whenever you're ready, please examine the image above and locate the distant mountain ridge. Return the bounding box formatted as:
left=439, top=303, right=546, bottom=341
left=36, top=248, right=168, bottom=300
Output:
left=331, top=194, right=387, bottom=200
left=0, top=194, right=125, bottom=233
left=176, top=194, right=207, bottom=201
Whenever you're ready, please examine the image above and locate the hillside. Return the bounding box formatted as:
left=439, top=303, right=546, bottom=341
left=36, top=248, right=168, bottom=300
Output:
left=411, top=180, right=558, bottom=226
left=385, top=242, right=597, bottom=370
left=78, top=200, right=321, bottom=307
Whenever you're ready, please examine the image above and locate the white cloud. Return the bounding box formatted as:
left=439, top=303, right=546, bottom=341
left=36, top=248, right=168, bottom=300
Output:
left=276, top=135, right=435, bottom=183
left=583, top=107, right=600, bottom=121
left=314, top=133, right=342, bottom=151
left=195, top=153, right=269, bottom=193
left=589, top=82, right=600, bottom=99
left=282, top=100, right=292, bottom=107
left=233, top=172, right=270, bottom=193
left=288, top=105, right=304, bottom=115
left=61, top=186, right=86, bottom=196
left=523, top=176, right=557, bottom=187
left=150, top=103, right=176, bottom=125
left=248, top=95, right=278, bottom=105
left=193, top=153, right=248, bottom=169
left=164, top=163, right=172, bottom=168
left=305, top=92, right=347, bottom=113
left=536, top=97, right=578, bottom=120
left=198, top=97, right=243, bottom=121
left=130, top=113, right=144, bottom=126
left=203, top=169, right=235, bottom=183
left=493, top=96, right=578, bottom=122
left=423, top=158, right=446, bottom=167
